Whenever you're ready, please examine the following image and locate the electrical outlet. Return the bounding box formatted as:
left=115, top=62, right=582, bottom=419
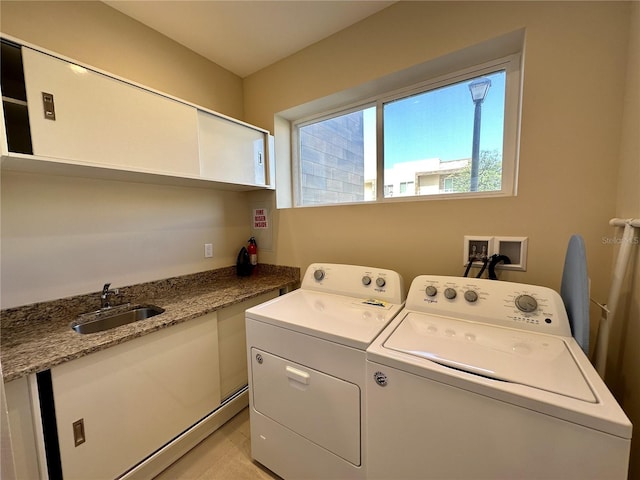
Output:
left=204, top=243, right=213, bottom=258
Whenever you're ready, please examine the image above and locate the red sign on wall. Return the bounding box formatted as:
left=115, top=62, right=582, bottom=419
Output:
left=253, top=208, right=268, bottom=229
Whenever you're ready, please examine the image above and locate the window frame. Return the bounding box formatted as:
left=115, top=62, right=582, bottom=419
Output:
left=293, top=103, right=376, bottom=206
left=291, top=53, right=522, bottom=207
left=443, top=177, right=454, bottom=193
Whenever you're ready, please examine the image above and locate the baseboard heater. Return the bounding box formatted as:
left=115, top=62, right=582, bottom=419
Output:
left=118, top=387, right=249, bottom=480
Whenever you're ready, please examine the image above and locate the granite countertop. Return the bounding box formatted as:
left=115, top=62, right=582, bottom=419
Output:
left=1, top=265, right=300, bottom=383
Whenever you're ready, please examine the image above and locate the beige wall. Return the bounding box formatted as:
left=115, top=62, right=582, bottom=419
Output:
left=245, top=1, right=629, bottom=298
left=243, top=1, right=638, bottom=472
left=0, top=0, right=243, bottom=118
left=614, top=3, right=640, bottom=477
left=1, top=0, right=638, bottom=474
left=0, top=1, right=250, bottom=306
left=1, top=172, right=251, bottom=306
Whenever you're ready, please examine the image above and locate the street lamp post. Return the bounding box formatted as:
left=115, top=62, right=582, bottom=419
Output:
left=468, top=78, right=491, bottom=192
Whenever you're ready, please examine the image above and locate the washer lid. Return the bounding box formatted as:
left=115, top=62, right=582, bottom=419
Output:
left=246, top=290, right=403, bottom=349
left=383, top=312, right=596, bottom=402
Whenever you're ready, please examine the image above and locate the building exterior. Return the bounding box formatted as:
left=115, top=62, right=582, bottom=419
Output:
left=378, top=157, right=469, bottom=198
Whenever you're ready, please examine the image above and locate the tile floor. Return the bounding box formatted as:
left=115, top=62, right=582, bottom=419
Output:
left=154, top=408, right=281, bottom=480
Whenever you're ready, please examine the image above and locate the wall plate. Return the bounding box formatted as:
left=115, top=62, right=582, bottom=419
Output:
left=494, top=236, right=528, bottom=271
left=463, top=236, right=494, bottom=265
left=463, top=235, right=528, bottom=271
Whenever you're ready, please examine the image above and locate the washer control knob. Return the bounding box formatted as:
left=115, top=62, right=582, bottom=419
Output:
left=515, top=294, right=538, bottom=313
left=425, top=285, right=438, bottom=297
left=376, top=277, right=386, bottom=288
left=362, top=275, right=372, bottom=286
left=464, top=290, right=479, bottom=303
left=444, top=288, right=457, bottom=300
left=313, top=269, right=325, bottom=281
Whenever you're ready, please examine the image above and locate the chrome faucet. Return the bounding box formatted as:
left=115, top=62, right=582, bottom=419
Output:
left=101, top=283, right=119, bottom=309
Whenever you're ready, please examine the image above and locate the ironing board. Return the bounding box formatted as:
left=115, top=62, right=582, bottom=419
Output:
left=561, top=235, right=590, bottom=353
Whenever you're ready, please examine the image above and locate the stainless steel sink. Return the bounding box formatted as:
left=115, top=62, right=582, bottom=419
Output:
left=71, top=304, right=165, bottom=334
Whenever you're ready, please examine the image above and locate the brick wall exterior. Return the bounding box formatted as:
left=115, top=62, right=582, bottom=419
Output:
left=299, top=111, right=364, bottom=205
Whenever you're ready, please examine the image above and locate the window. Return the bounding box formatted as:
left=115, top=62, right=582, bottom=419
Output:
left=297, top=106, right=375, bottom=205
left=383, top=70, right=506, bottom=197
left=399, top=181, right=415, bottom=196
left=292, top=53, right=521, bottom=207
left=443, top=177, right=454, bottom=193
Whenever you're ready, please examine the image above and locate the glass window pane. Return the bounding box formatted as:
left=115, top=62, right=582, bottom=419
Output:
left=383, top=70, right=506, bottom=197
left=298, top=106, right=376, bottom=206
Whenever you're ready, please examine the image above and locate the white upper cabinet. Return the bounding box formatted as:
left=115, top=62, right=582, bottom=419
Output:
left=198, top=110, right=270, bottom=187
left=21, top=47, right=201, bottom=177
left=1, top=37, right=273, bottom=190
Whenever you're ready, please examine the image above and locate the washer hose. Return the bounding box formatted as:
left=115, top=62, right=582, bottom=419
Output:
left=488, top=254, right=511, bottom=280
left=476, top=256, right=489, bottom=278
left=463, top=260, right=473, bottom=277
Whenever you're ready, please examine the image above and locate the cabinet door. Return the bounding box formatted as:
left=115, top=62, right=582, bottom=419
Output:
left=218, top=291, right=278, bottom=399
left=198, top=110, right=268, bottom=186
left=21, top=47, right=200, bottom=176
left=4, top=377, right=41, bottom=480
left=1, top=40, right=32, bottom=156
left=51, top=313, right=220, bottom=480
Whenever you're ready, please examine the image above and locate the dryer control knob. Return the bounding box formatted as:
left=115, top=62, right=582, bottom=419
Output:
left=425, top=285, right=438, bottom=297
left=444, top=287, right=457, bottom=300
left=464, top=290, right=479, bottom=303
left=313, top=269, right=325, bottom=281
left=376, top=277, right=386, bottom=288
left=362, top=275, right=372, bottom=286
left=515, top=294, right=538, bottom=313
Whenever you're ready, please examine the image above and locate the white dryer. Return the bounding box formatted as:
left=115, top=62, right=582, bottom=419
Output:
left=366, top=275, right=632, bottom=479
left=246, top=263, right=405, bottom=479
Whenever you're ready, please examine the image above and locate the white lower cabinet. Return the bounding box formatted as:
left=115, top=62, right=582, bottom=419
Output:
left=4, top=376, right=42, bottom=480
left=3, top=293, right=285, bottom=479
left=50, top=313, right=220, bottom=480
left=217, top=291, right=278, bottom=399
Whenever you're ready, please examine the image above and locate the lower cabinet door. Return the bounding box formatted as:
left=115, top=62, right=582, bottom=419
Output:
left=50, top=313, right=220, bottom=480
left=217, top=291, right=278, bottom=400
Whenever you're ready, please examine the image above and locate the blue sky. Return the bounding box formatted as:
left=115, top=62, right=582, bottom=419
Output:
left=371, top=71, right=506, bottom=166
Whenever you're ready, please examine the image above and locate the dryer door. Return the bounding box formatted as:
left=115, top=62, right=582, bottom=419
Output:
left=250, top=348, right=361, bottom=465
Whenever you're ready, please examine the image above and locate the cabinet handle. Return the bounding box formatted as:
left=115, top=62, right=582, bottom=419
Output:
left=42, top=92, right=56, bottom=121
left=286, top=366, right=310, bottom=385
left=73, top=418, right=86, bottom=446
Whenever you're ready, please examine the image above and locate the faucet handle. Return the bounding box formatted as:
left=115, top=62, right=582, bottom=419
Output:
left=100, top=283, right=119, bottom=309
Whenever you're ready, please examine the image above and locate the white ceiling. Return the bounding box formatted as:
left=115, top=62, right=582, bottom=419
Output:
left=103, top=1, right=395, bottom=78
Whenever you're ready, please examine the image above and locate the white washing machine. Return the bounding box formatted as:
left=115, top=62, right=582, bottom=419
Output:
left=366, top=275, right=632, bottom=480
left=245, top=263, right=405, bottom=479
